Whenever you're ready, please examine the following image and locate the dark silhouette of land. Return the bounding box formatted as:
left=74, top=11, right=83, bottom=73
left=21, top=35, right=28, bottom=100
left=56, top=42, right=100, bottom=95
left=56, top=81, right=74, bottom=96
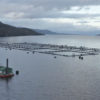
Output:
left=0, top=21, right=42, bottom=37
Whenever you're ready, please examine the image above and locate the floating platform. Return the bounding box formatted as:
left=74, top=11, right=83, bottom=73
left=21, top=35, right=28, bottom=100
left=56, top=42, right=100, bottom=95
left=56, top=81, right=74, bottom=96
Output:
left=0, top=42, right=99, bottom=58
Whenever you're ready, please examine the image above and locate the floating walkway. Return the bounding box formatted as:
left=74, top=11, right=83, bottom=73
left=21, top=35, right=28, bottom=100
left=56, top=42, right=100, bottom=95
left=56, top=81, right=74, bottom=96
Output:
left=0, top=42, right=99, bottom=58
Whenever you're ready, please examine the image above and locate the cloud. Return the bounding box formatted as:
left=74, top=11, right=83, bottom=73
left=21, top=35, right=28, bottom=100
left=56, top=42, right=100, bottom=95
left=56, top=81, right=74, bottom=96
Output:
left=0, top=2, right=100, bottom=19
left=0, top=0, right=100, bottom=34
left=3, top=0, right=100, bottom=9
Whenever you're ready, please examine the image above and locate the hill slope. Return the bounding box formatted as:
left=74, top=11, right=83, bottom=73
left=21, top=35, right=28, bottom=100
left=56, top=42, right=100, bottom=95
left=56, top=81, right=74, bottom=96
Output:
left=0, top=22, right=42, bottom=37
left=34, top=29, right=57, bottom=34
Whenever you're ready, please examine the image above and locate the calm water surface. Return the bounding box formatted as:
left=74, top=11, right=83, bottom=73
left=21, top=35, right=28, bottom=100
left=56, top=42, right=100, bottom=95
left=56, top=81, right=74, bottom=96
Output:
left=0, top=35, right=100, bottom=100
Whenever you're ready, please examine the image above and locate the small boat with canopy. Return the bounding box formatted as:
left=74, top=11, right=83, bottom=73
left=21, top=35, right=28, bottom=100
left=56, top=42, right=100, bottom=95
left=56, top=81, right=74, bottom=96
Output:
left=0, top=59, right=14, bottom=78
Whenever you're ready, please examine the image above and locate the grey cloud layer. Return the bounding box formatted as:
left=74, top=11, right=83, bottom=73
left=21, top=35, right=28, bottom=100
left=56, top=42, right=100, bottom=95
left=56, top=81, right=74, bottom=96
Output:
left=0, top=0, right=100, bottom=19
left=0, top=2, right=100, bottom=19
left=2, top=0, right=100, bottom=9
left=0, top=0, right=100, bottom=34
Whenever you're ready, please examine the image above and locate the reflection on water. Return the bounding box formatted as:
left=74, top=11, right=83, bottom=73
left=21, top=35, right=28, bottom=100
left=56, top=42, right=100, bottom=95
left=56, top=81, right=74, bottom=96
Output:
left=0, top=35, right=100, bottom=100
left=0, top=77, right=13, bottom=100
left=0, top=77, right=13, bottom=83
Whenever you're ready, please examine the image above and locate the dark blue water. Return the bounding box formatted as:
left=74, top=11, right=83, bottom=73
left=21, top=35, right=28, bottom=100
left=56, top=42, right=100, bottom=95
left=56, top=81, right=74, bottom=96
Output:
left=0, top=35, right=100, bottom=100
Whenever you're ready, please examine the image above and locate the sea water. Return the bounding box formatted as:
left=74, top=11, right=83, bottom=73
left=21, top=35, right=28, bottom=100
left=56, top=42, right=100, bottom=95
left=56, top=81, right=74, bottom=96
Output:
left=0, top=35, right=100, bottom=100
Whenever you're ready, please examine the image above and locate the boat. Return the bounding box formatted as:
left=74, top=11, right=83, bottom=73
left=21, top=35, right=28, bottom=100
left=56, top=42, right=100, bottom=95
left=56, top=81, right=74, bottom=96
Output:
left=0, top=59, right=14, bottom=78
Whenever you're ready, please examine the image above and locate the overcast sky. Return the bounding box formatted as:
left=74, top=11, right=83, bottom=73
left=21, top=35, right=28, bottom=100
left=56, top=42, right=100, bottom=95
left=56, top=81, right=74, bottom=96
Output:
left=0, top=0, right=100, bottom=34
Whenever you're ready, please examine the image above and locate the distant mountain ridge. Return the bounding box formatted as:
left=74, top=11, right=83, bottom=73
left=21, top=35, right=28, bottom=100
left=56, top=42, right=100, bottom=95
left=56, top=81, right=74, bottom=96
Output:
left=35, top=29, right=100, bottom=35
left=34, top=29, right=57, bottom=34
left=34, top=29, right=76, bottom=35
left=0, top=21, right=42, bottom=37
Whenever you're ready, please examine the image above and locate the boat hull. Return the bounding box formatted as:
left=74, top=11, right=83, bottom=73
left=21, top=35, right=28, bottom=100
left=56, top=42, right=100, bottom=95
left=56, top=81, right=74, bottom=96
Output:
left=0, top=74, right=14, bottom=78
